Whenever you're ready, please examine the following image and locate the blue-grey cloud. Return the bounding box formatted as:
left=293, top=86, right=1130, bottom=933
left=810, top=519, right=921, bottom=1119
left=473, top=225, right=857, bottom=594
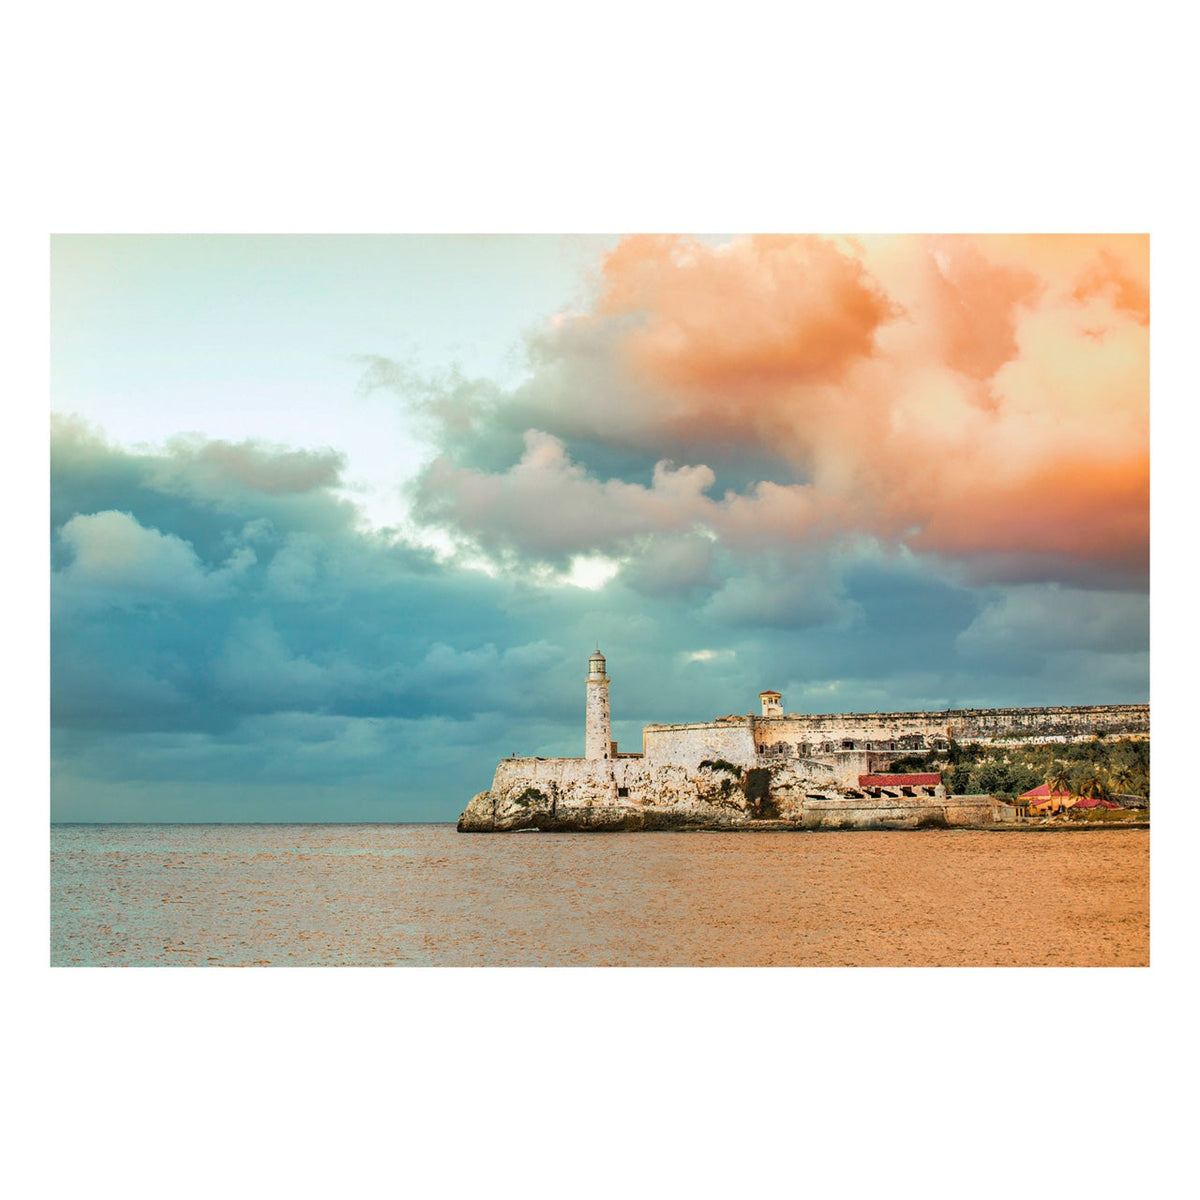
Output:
left=50, top=416, right=1150, bottom=823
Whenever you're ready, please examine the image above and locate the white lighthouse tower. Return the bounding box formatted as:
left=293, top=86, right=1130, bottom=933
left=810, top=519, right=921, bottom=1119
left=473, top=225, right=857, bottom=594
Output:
left=585, top=649, right=613, bottom=760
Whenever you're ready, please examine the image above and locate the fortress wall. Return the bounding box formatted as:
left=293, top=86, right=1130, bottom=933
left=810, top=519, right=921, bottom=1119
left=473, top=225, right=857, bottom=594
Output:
left=495, top=754, right=844, bottom=800
left=756, top=714, right=949, bottom=752
left=947, top=704, right=1148, bottom=739
left=831, top=749, right=900, bottom=785
left=752, top=703, right=1148, bottom=749
left=492, top=756, right=607, bottom=791
left=490, top=755, right=662, bottom=804
left=757, top=747, right=895, bottom=785
left=642, top=720, right=757, bottom=770
left=485, top=755, right=771, bottom=820
left=802, top=795, right=997, bottom=830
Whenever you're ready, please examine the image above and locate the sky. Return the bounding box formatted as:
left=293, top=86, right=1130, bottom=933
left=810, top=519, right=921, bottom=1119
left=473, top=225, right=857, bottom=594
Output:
left=50, top=233, right=1150, bottom=822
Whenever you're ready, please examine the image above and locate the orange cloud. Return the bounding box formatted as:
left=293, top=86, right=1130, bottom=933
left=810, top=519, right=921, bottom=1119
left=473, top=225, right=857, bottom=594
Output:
left=599, top=234, right=894, bottom=388
left=403, top=234, right=1148, bottom=588
left=576, top=233, right=1148, bottom=581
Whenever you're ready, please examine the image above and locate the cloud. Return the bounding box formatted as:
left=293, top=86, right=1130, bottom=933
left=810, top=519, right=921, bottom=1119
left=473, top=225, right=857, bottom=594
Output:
left=681, top=648, right=735, bottom=664
left=935, top=581, right=1150, bottom=705
left=51, top=414, right=363, bottom=563
left=618, top=532, right=718, bottom=597
left=59, top=510, right=248, bottom=602
left=152, top=434, right=347, bottom=496
left=52, top=654, right=194, bottom=731
left=956, top=584, right=1150, bottom=660
left=411, top=430, right=719, bottom=565
left=596, top=233, right=895, bottom=391
left=211, top=613, right=356, bottom=711
left=702, top=550, right=862, bottom=631
left=264, top=532, right=324, bottom=599
left=389, top=234, right=1147, bottom=589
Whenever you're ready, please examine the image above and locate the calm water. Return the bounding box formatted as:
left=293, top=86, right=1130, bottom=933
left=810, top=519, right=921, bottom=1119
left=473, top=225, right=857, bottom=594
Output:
left=50, top=823, right=1150, bottom=967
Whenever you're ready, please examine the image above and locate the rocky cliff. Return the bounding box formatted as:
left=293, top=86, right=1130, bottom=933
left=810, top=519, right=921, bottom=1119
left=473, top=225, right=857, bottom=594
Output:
left=456, top=758, right=996, bottom=832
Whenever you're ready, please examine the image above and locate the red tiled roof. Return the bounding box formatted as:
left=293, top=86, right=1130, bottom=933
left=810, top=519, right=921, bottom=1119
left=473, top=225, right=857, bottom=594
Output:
left=858, top=773, right=942, bottom=787
left=1071, top=795, right=1119, bottom=809
left=1019, top=784, right=1072, bottom=800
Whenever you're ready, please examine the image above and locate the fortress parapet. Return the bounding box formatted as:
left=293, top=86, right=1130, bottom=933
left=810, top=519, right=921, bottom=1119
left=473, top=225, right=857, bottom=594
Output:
left=745, top=700, right=1149, bottom=754
left=642, top=717, right=756, bottom=770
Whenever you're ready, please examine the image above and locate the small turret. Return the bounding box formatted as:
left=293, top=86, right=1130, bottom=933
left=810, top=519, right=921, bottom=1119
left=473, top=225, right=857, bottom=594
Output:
left=760, top=690, right=783, bottom=718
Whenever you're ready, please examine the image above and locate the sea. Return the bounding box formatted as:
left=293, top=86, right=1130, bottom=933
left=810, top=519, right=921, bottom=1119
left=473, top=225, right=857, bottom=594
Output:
left=50, top=822, right=1150, bottom=967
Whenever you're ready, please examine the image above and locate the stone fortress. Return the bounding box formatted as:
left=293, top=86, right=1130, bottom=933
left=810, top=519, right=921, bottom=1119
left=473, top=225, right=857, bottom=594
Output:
left=456, top=651, right=1150, bottom=832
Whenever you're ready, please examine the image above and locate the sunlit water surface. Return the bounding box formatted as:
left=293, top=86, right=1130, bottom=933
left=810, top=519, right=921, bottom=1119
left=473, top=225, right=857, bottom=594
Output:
left=51, top=823, right=1149, bottom=967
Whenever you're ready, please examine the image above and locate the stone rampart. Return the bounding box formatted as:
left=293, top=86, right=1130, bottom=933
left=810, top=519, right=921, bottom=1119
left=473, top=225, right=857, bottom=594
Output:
left=801, top=795, right=997, bottom=830
left=642, top=719, right=758, bottom=770
left=751, top=703, right=1147, bottom=752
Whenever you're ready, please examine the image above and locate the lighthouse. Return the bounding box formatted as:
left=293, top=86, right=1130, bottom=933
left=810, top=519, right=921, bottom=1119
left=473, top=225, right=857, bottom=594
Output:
left=585, top=649, right=612, bottom=760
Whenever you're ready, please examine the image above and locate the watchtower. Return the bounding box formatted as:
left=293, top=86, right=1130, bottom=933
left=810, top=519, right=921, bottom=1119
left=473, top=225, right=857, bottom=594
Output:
left=586, top=649, right=612, bottom=760
left=759, top=689, right=783, bottom=718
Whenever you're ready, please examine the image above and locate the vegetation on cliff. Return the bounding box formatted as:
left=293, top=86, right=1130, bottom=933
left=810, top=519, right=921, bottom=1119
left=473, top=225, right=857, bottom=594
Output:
left=698, top=759, right=743, bottom=778
left=510, top=786, right=550, bottom=809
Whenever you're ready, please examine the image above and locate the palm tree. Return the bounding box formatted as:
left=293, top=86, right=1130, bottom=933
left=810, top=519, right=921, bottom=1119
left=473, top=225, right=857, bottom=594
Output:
left=1045, top=768, right=1072, bottom=798
left=1077, top=773, right=1108, bottom=800
left=1109, top=765, right=1136, bottom=798
left=1032, top=767, right=1073, bottom=815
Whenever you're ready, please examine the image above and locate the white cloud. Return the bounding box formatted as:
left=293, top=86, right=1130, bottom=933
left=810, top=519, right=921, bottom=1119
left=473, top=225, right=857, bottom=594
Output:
left=682, top=649, right=735, bottom=663
left=59, top=510, right=238, bottom=601
left=564, top=554, right=622, bottom=590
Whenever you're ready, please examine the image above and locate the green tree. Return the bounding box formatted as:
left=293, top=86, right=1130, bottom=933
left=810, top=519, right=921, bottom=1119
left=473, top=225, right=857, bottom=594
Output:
left=1045, top=767, right=1072, bottom=797
left=947, top=764, right=971, bottom=794
left=1010, top=763, right=1041, bottom=796
left=1109, top=764, right=1136, bottom=796
left=974, top=761, right=1015, bottom=796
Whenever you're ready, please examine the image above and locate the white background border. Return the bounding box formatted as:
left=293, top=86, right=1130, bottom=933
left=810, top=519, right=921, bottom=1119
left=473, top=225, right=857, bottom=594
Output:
left=12, top=2, right=1188, bottom=1196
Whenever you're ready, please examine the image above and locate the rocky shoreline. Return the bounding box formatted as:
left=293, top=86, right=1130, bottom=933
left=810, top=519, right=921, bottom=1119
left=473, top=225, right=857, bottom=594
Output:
left=456, top=785, right=999, bottom=833
left=456, top=778, right=1148, bottom=833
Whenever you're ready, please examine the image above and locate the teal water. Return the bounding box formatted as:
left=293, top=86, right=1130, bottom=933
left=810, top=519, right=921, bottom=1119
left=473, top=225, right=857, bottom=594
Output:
left=50, top=822, right=1150, bottom=966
